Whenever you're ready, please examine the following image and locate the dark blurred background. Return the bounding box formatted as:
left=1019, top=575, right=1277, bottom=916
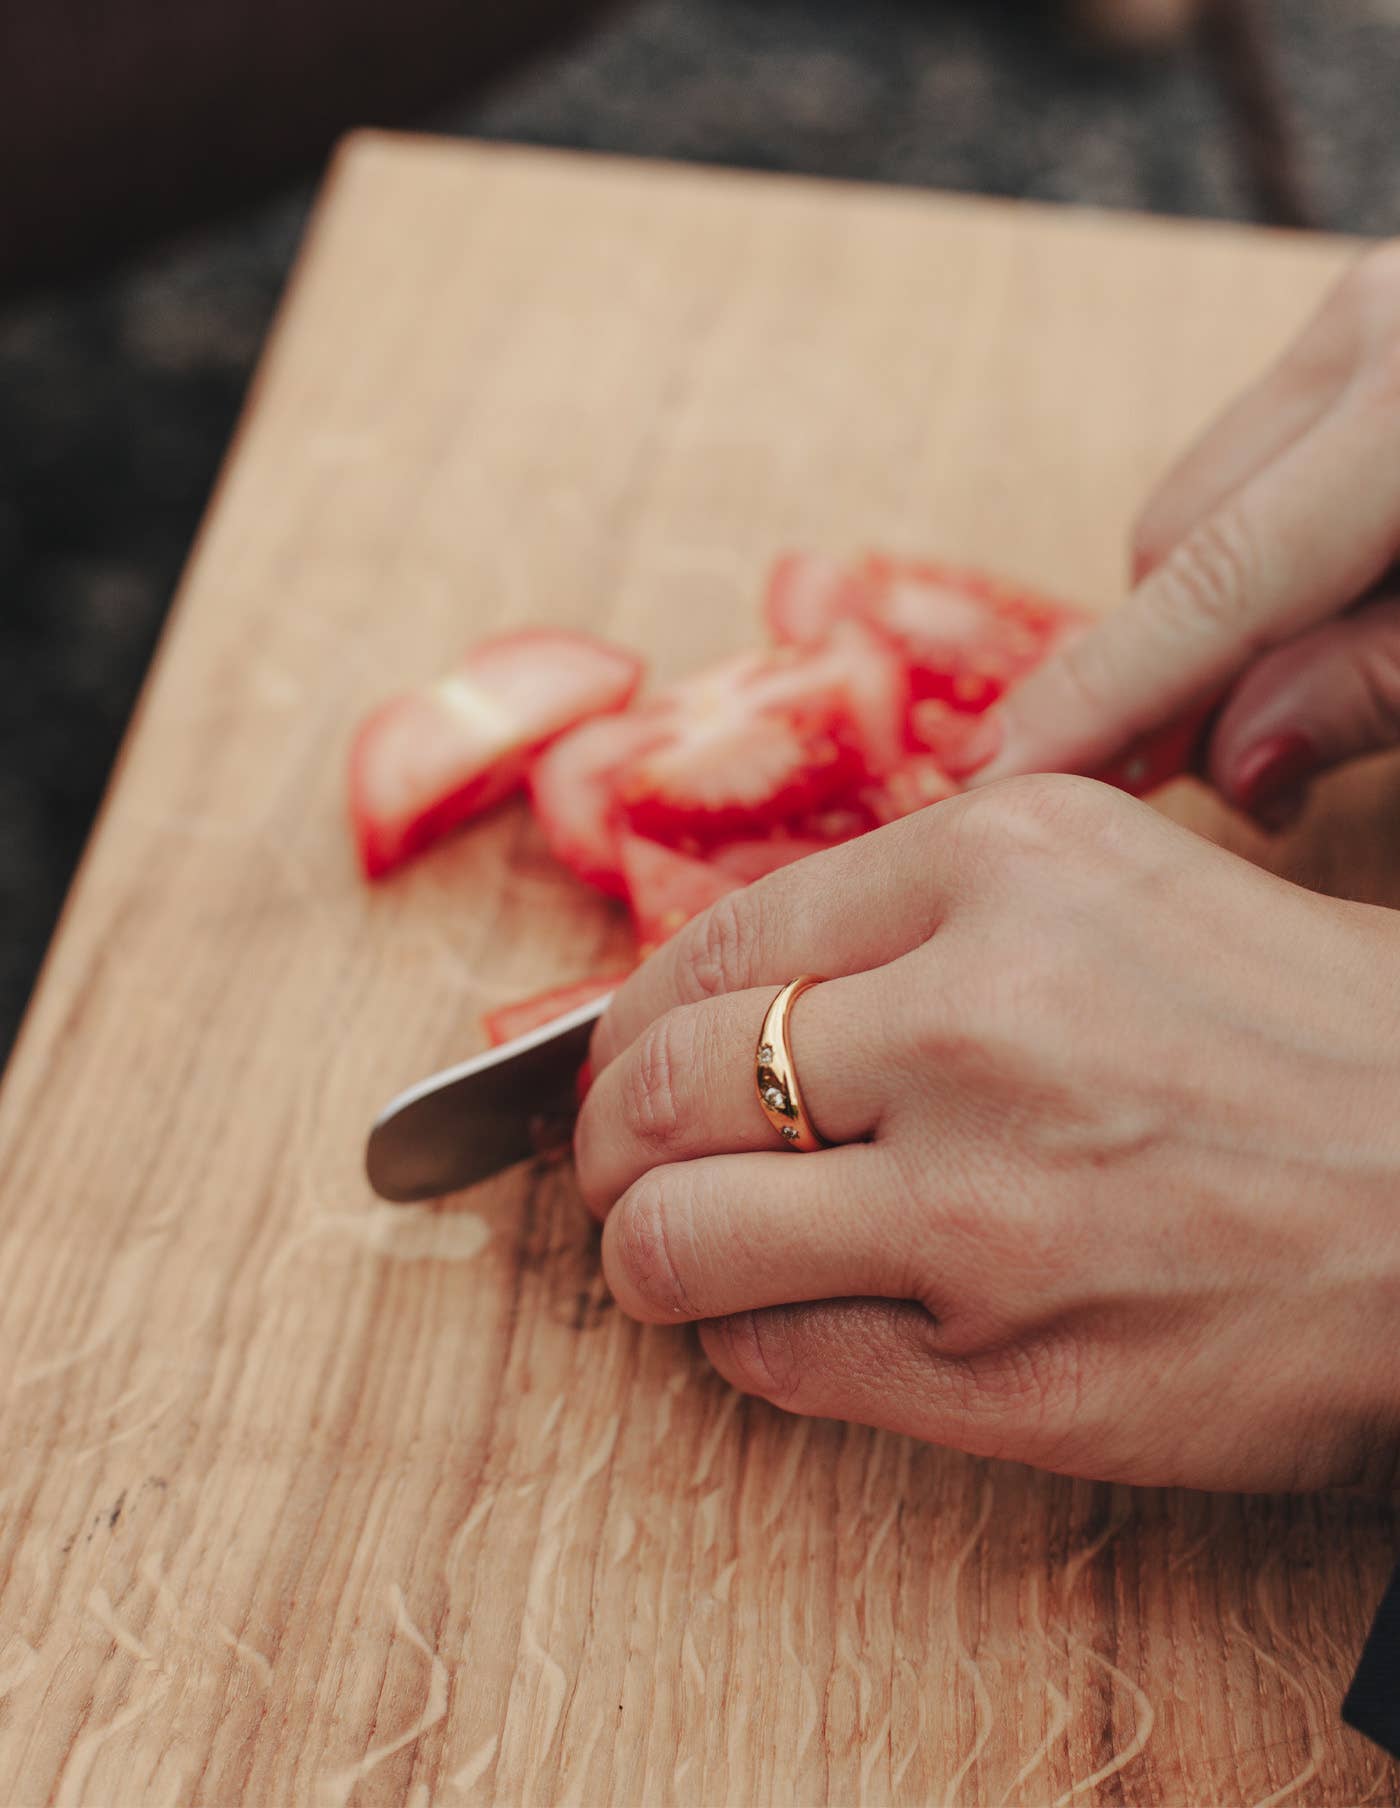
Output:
left=2, top=0, right=1399, bottom=1059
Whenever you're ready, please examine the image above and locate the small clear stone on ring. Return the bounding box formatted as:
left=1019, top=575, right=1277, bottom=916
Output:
left=781, top=1125, right=800, bottom=1142
left=758, top=1044, right=774, bottom=1063
left=762, top=1084, right=789, bottom=1113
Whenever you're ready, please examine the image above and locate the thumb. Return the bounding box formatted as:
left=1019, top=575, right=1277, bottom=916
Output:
left=1208, top=592, right=1400, bottom=829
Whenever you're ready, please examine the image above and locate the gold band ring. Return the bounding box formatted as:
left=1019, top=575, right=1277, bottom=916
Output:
left=755, top=975, right=830, bottom=1152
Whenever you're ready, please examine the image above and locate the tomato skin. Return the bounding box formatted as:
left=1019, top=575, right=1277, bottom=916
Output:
left=350, top=692, right=520, bottom=878
left=482, top=972, right=632, bottom=1048
left=763, top=551, right=856, bottom=646
left=528, top=710, right=663, bottom=898
left=350, top=631, right=643, bottom=880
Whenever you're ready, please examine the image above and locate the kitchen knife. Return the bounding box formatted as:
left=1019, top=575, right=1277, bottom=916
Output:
left=365, top=993, right=610, bottom=1203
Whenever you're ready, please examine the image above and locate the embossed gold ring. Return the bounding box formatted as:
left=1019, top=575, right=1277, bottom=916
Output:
left=755, top=975, right=830, bottom=1152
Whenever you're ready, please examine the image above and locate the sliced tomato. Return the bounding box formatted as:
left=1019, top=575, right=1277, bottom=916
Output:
left=764, top=551, right=858, bottom=646
left=616, top=651, right=847, bottom=846
left=482, top=971, right=631, bottom=1048
left=787, top=800, right=883, bottom=840
left=767, top=551, right=1084, bottom=713
left=865, top=555, right=1084, bottom=709
left=906, top=697, right=994, bottom=768
left=706, top=797, right=878, bottom=880
left=616, top=626, right=906, bottom=846
left=862, top=754, right=960, bottom=826
left=527, top=709, right=663, bottom=898
left=824, top=617, right=908, bottom=775
left=619, top=834, right=744, bottom=955
left=350, top=630, right=643, bottom=879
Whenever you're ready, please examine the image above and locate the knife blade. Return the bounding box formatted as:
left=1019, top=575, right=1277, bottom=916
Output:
left=365, top=993, right=610, bottom=1202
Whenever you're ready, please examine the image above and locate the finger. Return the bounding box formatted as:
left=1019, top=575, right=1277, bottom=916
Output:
left=591, top=808, right=962, bottom=1072
left=965, top=389, right=1400, bottom=787
left=575, top=971, right=893, bottom=1217
left=698, top=1299, right=1061, bottom=1464
left=1130, top=279, right=1355, bottom=580
left=601, top=1145, right=912, bottom=1324
left=1207, top=592, right=1400, bottom=828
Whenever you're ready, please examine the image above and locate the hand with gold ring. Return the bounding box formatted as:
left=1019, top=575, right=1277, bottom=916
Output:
left=573, top=775, right=1400, bottom=1494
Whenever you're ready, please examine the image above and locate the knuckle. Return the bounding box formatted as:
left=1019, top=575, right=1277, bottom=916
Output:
left=703, top=1310, right=803, bottom=1409
left=902, top=920, right=1019, bottom=1065
left=609, top=1178, right=696, bottom=1318
left=960, top=771, right=1120, bottom=861
left=1153, top=507, right=1260, bottom=641
left=679, top=887, right=753, bottom=1003
left=622, top=1008, right=693, bottom=1155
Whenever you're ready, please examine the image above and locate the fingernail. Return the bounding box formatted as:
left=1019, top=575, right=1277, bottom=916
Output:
left=1233, top=731, right=1316, bottom=829
left=942, top=710, right=1005, bottom=781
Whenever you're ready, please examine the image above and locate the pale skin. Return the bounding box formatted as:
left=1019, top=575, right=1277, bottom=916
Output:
left=575, top=245, right=1400, bottom=1495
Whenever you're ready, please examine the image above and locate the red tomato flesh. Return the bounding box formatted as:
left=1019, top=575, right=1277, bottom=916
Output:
left=861, top=754, right=960, bottom=825
left=351, top=553, right=1205, bottom=894
left=350, top=630, right=643, bottom=879
left=482, top=972, right=631, bottom=1048
left=616, top=624, right=906, bottom=846
left=619, top=834, right=743, bottom=955
left=767, top=551, right=1084, bottom=714
left=528, top=709, right=662, bottom=898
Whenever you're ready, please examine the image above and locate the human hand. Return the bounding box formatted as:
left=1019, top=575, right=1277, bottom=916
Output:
left=958, top=246, right=1400, bottom=831
left=574, top=780, right=1400, bottom=1492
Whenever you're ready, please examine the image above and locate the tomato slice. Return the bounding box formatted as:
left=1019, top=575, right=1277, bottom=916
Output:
left=764, top=551, right=857, bottom=646
left=616, top=625, right=906, bottom=846
left=527, top=710, right=663, bottom=898
left=767, top=551, right=1084, bottom=713
left=481, top=971, right=632, bottom=1048
left=350, top=630, right=643, bottom=879
left=906, top=697, right=995, bottom=767
left=706, top=797, right=879, bottom=880
left=619, top=834, right=744, bottom=954
left=861, top=754, right=960, bottom=825
left=769, top=550, right=1207, bottom=801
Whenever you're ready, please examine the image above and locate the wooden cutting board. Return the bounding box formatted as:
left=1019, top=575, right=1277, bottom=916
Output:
left=2, top=135, right=1397, bottom=1806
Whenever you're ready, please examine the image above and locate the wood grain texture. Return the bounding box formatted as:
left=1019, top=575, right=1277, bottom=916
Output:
left=2, top=136, right=1398, bottom=1806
